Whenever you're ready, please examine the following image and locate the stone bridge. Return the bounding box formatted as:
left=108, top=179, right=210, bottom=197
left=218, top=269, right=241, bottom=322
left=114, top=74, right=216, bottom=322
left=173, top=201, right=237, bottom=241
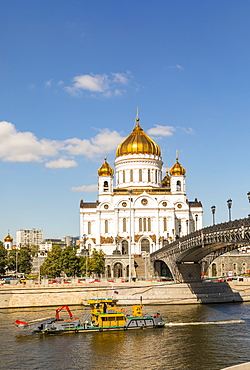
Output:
left=151, top=217, right=250, bottom=282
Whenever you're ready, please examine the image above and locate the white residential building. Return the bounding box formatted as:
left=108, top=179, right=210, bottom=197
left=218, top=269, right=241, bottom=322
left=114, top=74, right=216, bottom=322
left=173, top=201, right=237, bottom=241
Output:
left=16, top=228, right=43, bottom=247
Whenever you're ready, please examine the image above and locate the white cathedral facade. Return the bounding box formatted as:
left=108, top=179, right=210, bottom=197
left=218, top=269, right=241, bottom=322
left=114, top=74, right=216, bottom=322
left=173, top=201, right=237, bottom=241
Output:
left=79, top=115, right=202, bottom=277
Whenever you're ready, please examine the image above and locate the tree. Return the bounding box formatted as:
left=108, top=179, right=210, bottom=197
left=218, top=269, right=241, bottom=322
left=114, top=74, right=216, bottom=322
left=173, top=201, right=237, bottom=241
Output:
left=18, top=248, right=32, bottom=274
left=30, top=245, right=39, bottom=257
left=40, top=245, right=62, bottom=278
left=0, top=244, right=7, bottom=275
left=7, top=248, right=32, bottom=274
left=88, top=249, right=105, bottom=277
left=7, top=250, right=17, bottom=272
left=61, top=246, right=81, bottom=277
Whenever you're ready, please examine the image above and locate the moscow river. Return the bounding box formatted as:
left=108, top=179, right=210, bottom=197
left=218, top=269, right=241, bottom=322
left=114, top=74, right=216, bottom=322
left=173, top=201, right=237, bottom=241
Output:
left=1, top=302, right=250, bottom=370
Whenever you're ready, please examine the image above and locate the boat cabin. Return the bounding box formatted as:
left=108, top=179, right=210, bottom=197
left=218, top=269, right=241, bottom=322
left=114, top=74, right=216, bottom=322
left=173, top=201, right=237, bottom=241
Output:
left=86, top=299, right=127, bottom=328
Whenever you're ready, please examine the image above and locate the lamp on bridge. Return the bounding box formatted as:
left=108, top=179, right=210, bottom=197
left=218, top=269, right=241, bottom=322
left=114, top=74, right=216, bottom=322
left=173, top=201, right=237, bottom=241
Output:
left=211, top=205, right=216, bottom=225
left=227, top=199, right=232, bottom=221
left=247, top=192, right=250, bottom=203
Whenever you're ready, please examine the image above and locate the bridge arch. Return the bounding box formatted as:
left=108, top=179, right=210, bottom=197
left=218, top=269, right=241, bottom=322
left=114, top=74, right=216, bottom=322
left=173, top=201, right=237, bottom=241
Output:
left=154, top=259, right=173, bottom=280
left=151, top=217, right=250, bottom=282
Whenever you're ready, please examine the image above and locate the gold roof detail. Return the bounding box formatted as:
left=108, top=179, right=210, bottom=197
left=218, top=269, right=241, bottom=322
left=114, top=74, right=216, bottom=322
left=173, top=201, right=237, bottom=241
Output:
left=4, top=233, right=13, bottom=242
left=98, top=158, right=114, bottom=177
left=116, top=116, right=161, bottom=157
left=170, top=151, right=186, bottom=176
left=162, top=170, right=171, bottom=187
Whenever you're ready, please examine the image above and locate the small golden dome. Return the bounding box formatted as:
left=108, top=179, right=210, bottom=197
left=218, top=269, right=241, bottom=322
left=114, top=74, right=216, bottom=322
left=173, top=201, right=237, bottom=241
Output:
left=170, top=152, right=186, bottom=176
left=98, top=158, right=114, bottom=177
left=4, top=233, right=13, bottom=242
left=116, top=118, right=161, bottom=157
left=162, top=170, right=171, bottom=187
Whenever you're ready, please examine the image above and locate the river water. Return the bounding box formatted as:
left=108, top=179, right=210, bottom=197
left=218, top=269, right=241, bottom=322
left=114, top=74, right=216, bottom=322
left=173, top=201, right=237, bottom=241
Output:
left=1, top=302, right=250, bottom=370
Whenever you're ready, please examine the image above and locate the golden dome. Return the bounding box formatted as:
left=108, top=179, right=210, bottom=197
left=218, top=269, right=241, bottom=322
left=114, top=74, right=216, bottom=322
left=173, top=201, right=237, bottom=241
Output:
left=162, top=170, right=171, bottom=187
left=4, top=233, right=13, bottom=242
left=170, top=152, right=186, bottom=176
left=116, top=118, right=161, bottom=157
left=98, top=158, right=114, bottom=177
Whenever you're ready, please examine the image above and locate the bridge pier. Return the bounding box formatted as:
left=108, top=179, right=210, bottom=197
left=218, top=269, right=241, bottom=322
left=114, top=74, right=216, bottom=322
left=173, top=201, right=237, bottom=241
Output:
left=176, top=262, right=202, bottom=283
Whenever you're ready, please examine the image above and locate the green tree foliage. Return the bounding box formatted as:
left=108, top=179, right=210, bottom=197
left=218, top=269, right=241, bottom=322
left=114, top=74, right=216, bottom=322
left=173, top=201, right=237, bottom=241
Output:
left=30, top=245, right=39, bottom=257
left=7, top=248, right=32, bottom=274
left=40, top=245, right=62, bottom=278
left=7, top=250, right=17, bottom=272
left=61, top=246, right=81, bottom=277
left=18, top=248, right=32, bottom=274
left=88, top=249, right=105, bottom=277
left=0, top=244, right=7, bottom=275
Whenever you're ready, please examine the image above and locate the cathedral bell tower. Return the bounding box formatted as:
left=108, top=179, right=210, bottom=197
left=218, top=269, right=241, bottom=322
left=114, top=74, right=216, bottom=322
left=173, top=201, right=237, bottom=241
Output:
left=170, top=151, right=186, bottom=195
left=98, top=157, right=114, bottom=198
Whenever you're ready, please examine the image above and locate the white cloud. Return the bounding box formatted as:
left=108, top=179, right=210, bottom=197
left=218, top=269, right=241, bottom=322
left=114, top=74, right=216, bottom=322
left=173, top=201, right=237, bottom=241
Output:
left=167, top=64, right=184, bottom=71
left=179, top=127, right=194, bottom=134
left=45, top=79, right=52, bottom=87
left=71, top=184, right=98, bottom=192
left=64, top=71, right=132, bottom=97
left=0, top=121, right=124, bottom=166
left=0, top=121, right=59, bottom=162
left=147, top=125, right=176, bottom=137
left=111, top=72, right=129, bottom=84
left=45, top=158, right=78, bottom=168
left=63, top=129, right=125, bottom=158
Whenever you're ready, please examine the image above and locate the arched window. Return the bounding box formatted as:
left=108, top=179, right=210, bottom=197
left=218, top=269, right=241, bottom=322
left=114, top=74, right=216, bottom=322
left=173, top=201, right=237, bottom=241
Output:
left=139, top=169, right=142, bottom=182
left=148, top=218, right=151, bottom=232
left=103, top=181, right=108, bottom=191
left=105, top=220, right=108, bottom=233
left=122, top=240, right=128, bottom=255
left=130, top=169, right=133, bottom=182
left=139, top=218, right=142, bottom=232
left=242, top=263, right=246, bottom=274
left=148, top=169, right=151, bottom=182
left=222, top=263, right=225, bottom=276
left=155, top=170, right=157, bottom=183
left=143, top=218, right=147, bottom=231
left=123, top=218, right=126, bottom=232
left=163, top=217, right=167, bottom=232
left=233, top=263, right=237, bottom=276
left=123, top=170, right=126, bottom=183
left=87, top=243, right=91, bottom=253
left=176, top=181, right=181, bottom=191
left=88, top=221, right=91, bottom=234
left=141, top=238, right=150, bottom=253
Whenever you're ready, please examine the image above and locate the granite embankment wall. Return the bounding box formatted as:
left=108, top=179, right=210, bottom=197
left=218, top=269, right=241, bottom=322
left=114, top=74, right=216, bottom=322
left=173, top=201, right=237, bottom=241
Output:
left=2, top=281, right=250, bottom=308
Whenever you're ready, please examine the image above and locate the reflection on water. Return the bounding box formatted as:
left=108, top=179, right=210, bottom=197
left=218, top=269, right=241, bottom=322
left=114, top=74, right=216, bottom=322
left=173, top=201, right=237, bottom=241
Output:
left=1, top=303, right=250, bottom=369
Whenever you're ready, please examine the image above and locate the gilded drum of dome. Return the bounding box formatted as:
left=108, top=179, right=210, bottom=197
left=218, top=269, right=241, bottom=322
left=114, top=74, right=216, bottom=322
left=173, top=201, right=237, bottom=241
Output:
left=116, top=122, right=161, bottom=157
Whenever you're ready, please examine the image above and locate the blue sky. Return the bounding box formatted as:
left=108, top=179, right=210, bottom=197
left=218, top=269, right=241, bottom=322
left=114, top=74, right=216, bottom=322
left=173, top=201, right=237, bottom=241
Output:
left=1, top=0, right=250, bottom=242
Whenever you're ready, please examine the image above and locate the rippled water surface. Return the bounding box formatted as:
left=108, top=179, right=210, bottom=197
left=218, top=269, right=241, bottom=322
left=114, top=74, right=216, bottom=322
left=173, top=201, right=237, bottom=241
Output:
left=1, top=303, right=250, bottom=370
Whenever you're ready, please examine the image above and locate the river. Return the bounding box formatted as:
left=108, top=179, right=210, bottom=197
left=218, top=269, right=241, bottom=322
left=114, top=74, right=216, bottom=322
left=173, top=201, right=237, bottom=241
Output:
left=1, top=302, right=250, bottom=370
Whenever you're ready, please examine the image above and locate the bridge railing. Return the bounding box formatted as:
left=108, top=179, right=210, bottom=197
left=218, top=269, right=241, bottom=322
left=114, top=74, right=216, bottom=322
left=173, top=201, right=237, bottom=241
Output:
left=151, top=217, right=250, bottom=258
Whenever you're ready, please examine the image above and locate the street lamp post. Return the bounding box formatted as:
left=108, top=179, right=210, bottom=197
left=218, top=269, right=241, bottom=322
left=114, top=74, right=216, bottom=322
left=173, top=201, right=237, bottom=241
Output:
left=15, top=250, right=18, bottom=279
left=211, top=205, right=216, bottom=225
left=128, top=189, right=132, bottom=283
left=247, top=192, right=250, bottom=203
left=227, top=199, right=232, bottom=221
